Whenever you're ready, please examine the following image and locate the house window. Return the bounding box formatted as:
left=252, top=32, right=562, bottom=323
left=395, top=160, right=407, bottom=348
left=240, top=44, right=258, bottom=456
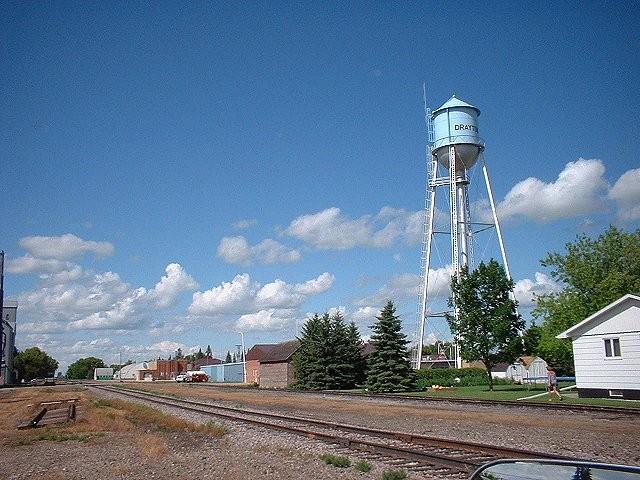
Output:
left=604, top=338, right=621, bottom=358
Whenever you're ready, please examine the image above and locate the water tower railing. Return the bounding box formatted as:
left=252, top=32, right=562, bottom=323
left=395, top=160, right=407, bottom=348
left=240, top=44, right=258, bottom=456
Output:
left=432, top=136, right=485, bottom=151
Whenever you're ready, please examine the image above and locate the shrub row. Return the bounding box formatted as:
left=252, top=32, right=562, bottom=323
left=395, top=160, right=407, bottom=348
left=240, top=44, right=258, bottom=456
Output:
left=415, top=367, right=488, bottom=389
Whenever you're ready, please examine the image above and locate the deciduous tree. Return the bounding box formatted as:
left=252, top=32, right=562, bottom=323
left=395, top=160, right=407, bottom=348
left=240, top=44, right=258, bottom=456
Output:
left=446, top=260, right=524, bottom=390
left=66, top=356, right=105, bottom=380
left=14, top=347, right=58, bottom=382
left=534, top=226, right=640, bottom=374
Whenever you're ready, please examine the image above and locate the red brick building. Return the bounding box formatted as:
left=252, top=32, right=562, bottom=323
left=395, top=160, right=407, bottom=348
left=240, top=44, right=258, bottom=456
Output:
left=149, top=359, right=189, bottom=380
left=193, top=357, right=223, bottom=370
left=258, top=340, right=300, bottom=389
left=245, top=344, right=277, bottom=384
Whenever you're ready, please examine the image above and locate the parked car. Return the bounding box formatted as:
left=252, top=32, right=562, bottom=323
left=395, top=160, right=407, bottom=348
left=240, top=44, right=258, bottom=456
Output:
left=189, top=372, right=209, bottom=383
left=175, top=374, right=191, bottom=383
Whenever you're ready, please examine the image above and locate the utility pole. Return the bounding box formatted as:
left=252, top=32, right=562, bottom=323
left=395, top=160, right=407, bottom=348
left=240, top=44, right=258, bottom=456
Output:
left=0, top=251, right=5, bottom=385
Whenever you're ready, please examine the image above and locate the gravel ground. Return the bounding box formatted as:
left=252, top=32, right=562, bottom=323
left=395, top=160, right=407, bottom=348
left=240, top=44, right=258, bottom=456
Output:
left=116, top=384, right=640, bottom=466
left=0, top=387, right=425, bottom=480
left=2, top=384, right=638, bottom=480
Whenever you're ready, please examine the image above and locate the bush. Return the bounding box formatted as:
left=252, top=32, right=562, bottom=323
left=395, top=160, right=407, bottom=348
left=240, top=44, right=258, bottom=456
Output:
left=320, top=454, right=351, bottom=468
left=355, top=460, right=372, bottom=472
left=415, top=368, right=488, bottom=390
left=381, top=469, right=408, bottom=480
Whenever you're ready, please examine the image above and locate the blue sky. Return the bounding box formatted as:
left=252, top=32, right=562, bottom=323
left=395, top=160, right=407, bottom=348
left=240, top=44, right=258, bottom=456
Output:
left=2, top=2, right=639, bottom=372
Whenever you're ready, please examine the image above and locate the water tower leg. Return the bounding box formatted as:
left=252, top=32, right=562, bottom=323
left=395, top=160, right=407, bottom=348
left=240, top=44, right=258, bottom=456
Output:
left=482, top=162, right=511, bottom=280
left=415, top=163, right=437, bottom=370
left=482, top=161, right=523, bottom=336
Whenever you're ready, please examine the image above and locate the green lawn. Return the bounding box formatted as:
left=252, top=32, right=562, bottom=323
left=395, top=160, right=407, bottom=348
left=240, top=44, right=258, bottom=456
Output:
left=393, top=384, right=640, bottom=409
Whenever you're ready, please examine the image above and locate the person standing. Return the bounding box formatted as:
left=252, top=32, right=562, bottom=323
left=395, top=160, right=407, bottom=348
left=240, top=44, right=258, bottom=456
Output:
left=546, top=366, right=563, bottom=401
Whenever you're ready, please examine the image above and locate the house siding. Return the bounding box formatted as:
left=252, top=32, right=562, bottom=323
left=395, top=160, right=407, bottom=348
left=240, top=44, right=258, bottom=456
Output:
left=579, top=305, right=640, bottom=336
left=573, top=332, right=640, bottom=392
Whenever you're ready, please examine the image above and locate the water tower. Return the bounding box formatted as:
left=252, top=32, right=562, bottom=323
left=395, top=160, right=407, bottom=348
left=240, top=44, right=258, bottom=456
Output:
left=413, top=94, right=513, bottom=369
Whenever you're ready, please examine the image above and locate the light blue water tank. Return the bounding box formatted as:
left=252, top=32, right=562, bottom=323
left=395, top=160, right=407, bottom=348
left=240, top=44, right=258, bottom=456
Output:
left=432, top=95, right=483, bottom=171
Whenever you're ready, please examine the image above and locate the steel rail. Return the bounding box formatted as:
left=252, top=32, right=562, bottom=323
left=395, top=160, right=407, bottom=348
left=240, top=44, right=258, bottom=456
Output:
left=92, top=385, right=573, bottom=476
left=164, top=382, right=640, bottom=416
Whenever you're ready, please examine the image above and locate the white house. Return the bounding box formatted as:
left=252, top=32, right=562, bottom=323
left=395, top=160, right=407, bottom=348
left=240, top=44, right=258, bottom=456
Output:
left=557, top=294, right=640, bottom=400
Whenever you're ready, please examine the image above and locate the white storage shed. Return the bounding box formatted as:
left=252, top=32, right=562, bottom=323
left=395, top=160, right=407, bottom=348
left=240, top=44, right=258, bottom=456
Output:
left=557, top=294, right=640, bottom=399
left=506, top=356, right=548, bottom=384
left=93, top=367, right=114, bottom=380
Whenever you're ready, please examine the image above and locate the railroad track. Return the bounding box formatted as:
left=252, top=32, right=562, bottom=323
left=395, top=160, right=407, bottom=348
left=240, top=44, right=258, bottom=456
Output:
left=92, top=385, right=572, bottom=479
left=161, top=382, right=639, bottom=416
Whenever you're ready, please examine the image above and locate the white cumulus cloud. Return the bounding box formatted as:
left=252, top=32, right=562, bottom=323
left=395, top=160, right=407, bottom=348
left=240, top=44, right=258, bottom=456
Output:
left=217, top=236, right=301, bottom=265
left=148, top=263, right=198, bottom=308
left=232, top=219, right=257, bottom=230
left=6, top=255, right=71, bottom=274
left=16, top=263, right=197, bottom=333
left=285, top=207, right=425, bottom=250
left=355, top=267, right=453, bottom=308
left=513, top=272, right=562, bottom=307
left=497, top=158, right=608, bottom=222
left=19, top=233, right=114, bottom=260
left=236, top=309, right=294, bottom=331
left=188, top=272, right=335, bottom=317
left=609, top=167, right=640, bottom=221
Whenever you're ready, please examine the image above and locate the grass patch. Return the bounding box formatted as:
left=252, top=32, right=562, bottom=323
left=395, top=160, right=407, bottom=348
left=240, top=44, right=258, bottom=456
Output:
left=18, top=432, right=102, bottom=445
left=140, top=433, right=169, bottom=457
left=398, top=384, right=640, bottom=408
left=320, top=454, right=351, bottom=468
left=355, top=460, right=372, bottom=472
left=381, top=469, right=407, bottom=480
left=90, top=398, right=228, bottom=437
left=196, top=420, right=229, bottom=437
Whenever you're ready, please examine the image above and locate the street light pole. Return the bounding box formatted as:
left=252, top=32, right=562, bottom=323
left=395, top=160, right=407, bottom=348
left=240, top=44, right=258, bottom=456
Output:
left=0, top=251, right=5, bottom=385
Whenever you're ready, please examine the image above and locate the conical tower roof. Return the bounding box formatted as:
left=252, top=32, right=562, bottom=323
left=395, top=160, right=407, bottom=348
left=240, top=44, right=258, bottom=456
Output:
left=433, top=95, right=480, bottom=115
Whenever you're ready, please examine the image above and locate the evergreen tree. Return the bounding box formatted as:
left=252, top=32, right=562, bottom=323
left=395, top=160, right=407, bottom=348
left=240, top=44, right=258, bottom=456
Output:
left=232, top=353, right=237, bottom=363
left=175, top=348, right=184, bottom=359
left=293, top=313, right=333, bottom=389
left=293, top=313, right=321, bottom=388
left=307, top=313, right=333, bottom=389
left=327, top=311, right=352, bottom=389
left=205, top=345, right=212, bottom=358
left=225, top=351, right=232, bottom=363
left=346, top=321, right=366, bottom=387
left=294, top=312, right=367, bottom=390
left=196, top=347, right=204, bottom=360
left=366, top=301, right=415, bottom=392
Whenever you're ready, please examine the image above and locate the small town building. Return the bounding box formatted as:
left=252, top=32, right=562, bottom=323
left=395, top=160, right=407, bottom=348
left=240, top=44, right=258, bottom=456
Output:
left=93, top=367, right=114, bottom=380
left=148, top=359, right=189, bottom=380
left=258, top=340, right=300, bottom=389
left=245, top=344, right=277, bottom=384
left=201, top=362, right=244, bottom=383
left=115, top=362, right=151, bottom=381
left=557, top=294, right=640, bottom=399
left=1, top=301, right=18, bottom=385
left=192, top=357, right=223, bottom=370
left=506, top=356, right=548, bottom=383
